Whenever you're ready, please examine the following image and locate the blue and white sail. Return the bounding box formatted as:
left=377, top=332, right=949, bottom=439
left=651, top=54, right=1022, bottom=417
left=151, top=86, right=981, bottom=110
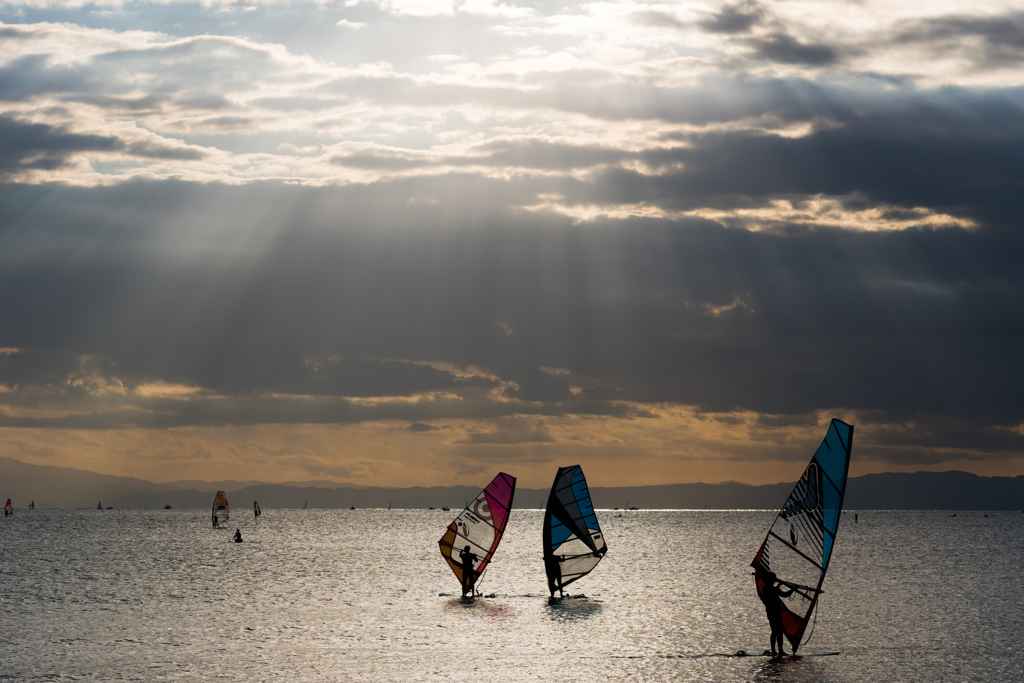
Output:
left=543, top=465, right=606, bottom=596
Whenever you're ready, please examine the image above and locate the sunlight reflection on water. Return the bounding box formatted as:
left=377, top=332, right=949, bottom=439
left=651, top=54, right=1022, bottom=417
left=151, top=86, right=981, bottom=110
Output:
left=1, top=509, right=1021, bottom=681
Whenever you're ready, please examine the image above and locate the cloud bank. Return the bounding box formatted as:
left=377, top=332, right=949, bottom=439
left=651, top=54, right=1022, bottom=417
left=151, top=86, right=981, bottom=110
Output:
left=0, top=0, right=1022, bottom=486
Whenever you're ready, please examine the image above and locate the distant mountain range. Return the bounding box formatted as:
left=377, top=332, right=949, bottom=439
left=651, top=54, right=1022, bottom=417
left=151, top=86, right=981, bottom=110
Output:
left=2, top=455, right=1022, bottom=510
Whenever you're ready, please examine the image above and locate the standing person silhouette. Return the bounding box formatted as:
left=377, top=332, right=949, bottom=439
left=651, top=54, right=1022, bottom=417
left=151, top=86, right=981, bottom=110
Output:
left=459, top=545, right=479, bottom=597
left=757, top=569, right=794, bottom=656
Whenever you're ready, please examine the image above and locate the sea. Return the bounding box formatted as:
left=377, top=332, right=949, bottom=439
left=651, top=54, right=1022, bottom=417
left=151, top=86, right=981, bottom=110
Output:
left=1, top=509, right=1021, bottom=682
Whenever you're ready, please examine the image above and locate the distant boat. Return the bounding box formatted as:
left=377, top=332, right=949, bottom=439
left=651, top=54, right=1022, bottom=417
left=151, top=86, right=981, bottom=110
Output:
left=164, top=504, right=172, bottom=509
left=4, top=499, right=12, bottom=517
left=544, top=465, right=606, bottom=598
left=97, top=501, right=102, bottom=510
left=28, top=500, right=35, bottom=509
left=441, top=506, right=450, bottom=511
left=349, top=506, right=355, bottom=510
left=751, top=418, right=853, bottom=655
left=438, top=473, right=516, bottom=597
left=212, top=490, right=229, bottom=528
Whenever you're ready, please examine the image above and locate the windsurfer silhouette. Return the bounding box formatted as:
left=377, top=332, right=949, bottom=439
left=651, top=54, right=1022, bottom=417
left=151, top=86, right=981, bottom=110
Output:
left=756, top=569, right=794, bottom=656
left=212, top=515, right=218, bottom=528
left=233, top=529, right=243, bottom=543
left=545, top=554, right=563, bottom=598
left=459, top=545, right=479, bottom=597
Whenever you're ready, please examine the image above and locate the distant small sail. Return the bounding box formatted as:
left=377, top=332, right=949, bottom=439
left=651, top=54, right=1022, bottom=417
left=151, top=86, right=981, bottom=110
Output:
left=4, top=499, right=12, bottom=517
left=544, top=465, right=607, bottom=596
left=212, top=490, right=230, bottom=528
left=97, top=500, right=102, bottom=510
left=254, top=501, right=261, bottom=518
left=438, top=473, right=516, bottom=593
left=303, top=501, right=307, bottom=509
left=28, top=500, right=35, bottom=509
left=751, top=418, right=854, bottom=654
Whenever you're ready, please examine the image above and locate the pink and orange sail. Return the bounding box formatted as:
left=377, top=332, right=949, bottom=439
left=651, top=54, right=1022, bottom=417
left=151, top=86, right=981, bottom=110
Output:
left=438, top=473, right=516, bottom=590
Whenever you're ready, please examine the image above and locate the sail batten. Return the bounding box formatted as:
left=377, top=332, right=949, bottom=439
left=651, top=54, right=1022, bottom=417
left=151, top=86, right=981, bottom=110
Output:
left=543, top=465, right=606, bottom=596
left=752, top=418, right=853, bottom=653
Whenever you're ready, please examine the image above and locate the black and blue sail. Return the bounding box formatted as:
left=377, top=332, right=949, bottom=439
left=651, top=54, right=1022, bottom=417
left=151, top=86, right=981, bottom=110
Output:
left=751, top=418, right=854, bottom=653
left=543, top=465, right=607, bottom=596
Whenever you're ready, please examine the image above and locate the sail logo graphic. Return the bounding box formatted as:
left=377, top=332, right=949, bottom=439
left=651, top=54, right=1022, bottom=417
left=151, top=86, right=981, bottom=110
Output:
left=780, top=463, right=822, bottom=520
left=472, top=498, right=492, bottom=523
left=457, top=520, right=470, bottom=539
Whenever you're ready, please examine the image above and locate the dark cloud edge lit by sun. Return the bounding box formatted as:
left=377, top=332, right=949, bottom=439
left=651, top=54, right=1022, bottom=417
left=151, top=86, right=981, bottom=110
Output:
left=0, top=0, right=1022, bottom=488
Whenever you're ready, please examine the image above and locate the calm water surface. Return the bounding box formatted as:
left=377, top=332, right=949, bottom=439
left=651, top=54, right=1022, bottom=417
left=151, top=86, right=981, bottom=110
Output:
left=1, top=509, right=1021, bottom=682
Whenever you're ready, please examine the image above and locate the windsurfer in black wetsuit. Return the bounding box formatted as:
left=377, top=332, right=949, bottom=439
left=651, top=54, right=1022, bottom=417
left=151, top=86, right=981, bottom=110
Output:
left=545, top=553, right=563, bottom=598
left=756, top=569, right=793, bottom=656
left=233, top=528, right=243, bottom=543
left=459, top=545, right=479, bottom=597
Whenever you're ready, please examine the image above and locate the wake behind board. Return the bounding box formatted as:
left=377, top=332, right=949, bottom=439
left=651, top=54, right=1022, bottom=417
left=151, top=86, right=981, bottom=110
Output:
left=650, top=651, right=840, bottom=660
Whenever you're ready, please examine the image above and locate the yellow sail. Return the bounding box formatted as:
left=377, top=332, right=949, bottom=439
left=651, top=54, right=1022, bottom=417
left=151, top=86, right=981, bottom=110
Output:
left=212, top=490, right=230, bottom=528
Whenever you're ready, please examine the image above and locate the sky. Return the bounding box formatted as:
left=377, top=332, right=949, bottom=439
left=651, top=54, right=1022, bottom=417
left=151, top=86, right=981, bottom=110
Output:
left=0, top=0, right=1022, bottom=489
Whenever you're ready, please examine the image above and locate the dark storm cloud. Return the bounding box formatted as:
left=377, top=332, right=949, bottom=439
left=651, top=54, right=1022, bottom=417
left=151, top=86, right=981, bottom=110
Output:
left=331, top=140, right=631, bottom=172
left=749, top=32, right=842, bottom=66
left=0, top=172, right=1021, bottom=437
left=894, top=12, right=1024, bottom=67
left=330, top=151, right=431, bottom=170
left=67, top=93, right=169, bottom=113
left=126, top=140, right=205, bottom=161
left=469, top=139, right=630, bottom=171
left=573, top=93, right=1024, bottom=225
left=0, top=65, right=1023, bottom=467
left=700, top=0, right=767, bottom=34
left=0, top=55, right=99, bottom=102
left=0, top=116, right=123, bottom=172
